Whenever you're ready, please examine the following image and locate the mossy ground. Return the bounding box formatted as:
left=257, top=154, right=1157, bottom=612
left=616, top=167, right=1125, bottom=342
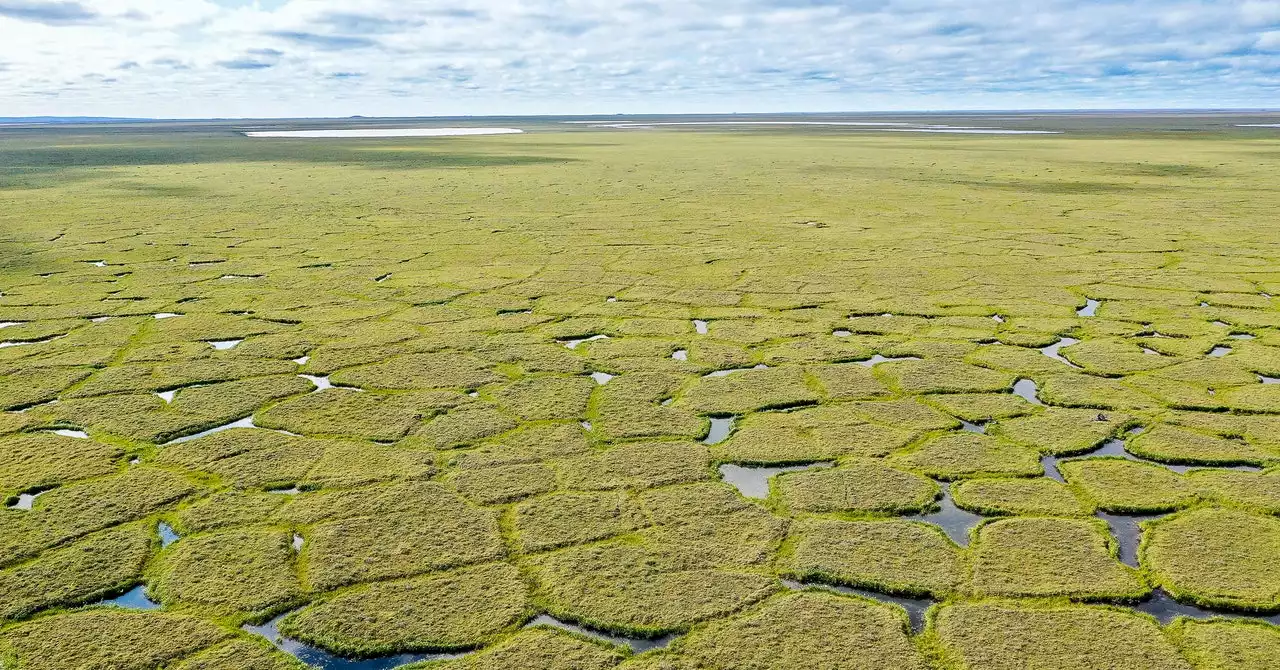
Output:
left=2, top=121, right=1280, bottom=667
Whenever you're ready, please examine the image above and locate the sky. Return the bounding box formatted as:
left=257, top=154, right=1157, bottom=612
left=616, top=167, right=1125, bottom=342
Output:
left=0, top=0, right=1277, bottom=118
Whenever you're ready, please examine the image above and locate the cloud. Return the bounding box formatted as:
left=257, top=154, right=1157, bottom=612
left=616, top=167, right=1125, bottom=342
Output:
left=217, top=58, right=274, bottom=70
left=0, top=0, right=96, bottom=25
left=0, top=0, right=1277, bottom=116
left=266, top=30, right=378, bottom=50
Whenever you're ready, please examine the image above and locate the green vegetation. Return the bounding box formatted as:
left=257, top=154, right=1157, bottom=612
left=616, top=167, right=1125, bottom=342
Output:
left=774, top=459, right=939, bottom=514
left=406, top=627, right=624, bottom=670
left=991, top=407, right=1131, bottom=455
left=172, top=639, right=309, bottom=670
left=891, top=433, right=1043, bottom=480
left=929, top=601, right=1192, bottom=670
left=279, top=563, right=529, bottom=655
left=515, top=491, right=648, bottom=552
left=1059, top=458, right=1196, bottom=513
left=0, top=610, right=229, bottom=670
left=670, top=591, right=927, bottom=669
left=1128, top=424, right=1279, bottom=466
left=150, top=527, right=303, bottom=617
left=1166, top=619, right=1280, bottom=670
left=951, top=478, right=1092, bottom=516
left=784, top=518, right=963, bottom=597
left=0, top=522, right=152, bottom=620
left=967, top=517, right=1147, bottom=600
left=1143, top=508, right=1280, bottom=612
left=3, top=121, right=1280, bottom=664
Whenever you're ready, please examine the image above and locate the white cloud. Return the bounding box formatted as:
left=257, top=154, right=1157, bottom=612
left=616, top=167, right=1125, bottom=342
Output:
left=0, top=0, right=1276, bottom=117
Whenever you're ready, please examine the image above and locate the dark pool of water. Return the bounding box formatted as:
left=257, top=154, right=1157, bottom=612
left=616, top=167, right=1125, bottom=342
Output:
left=526, top=615, right=675, bottom=652
left=1012, top=379, right=1044, bottom=406
left=1097, top=512, right=1167, bottom=568
left=719, top=462, right=833, bottom=499
left=1040, top=455, right=1065, bottom=483
left=907, top=483, right=984, bottom=546
left=1077, top=299, right=1100, bottom=317
left=704, top=417, right=735, bottom=445
left=1208, top=346, right=1232, bottom=358
left=245, top=614, right=458, bottom=670
left=1133, top=589, right=1280, bottom=625
left=782, top=580, right=932, bottom=634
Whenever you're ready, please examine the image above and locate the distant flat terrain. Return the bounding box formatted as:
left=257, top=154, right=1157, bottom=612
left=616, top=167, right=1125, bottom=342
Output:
left=0, top=115, right=1278, bottom=669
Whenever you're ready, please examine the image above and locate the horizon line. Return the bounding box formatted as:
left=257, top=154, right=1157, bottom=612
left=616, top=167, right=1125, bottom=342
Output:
left=2, top=107, right=1279, bottom=125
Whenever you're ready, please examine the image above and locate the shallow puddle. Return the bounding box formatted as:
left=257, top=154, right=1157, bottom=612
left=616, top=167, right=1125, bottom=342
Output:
left=0, top=321, right=22, bottom=328
left=1208, top=346, right=1232, bottom=358
left=960, top=421, right=987, bottom=434
left=704, top=417, right=735, bottom=444
left=1142, top=347, right=1160, bottom=356
left=0, top=335, right=63, bottom=349
left=672, top=349, right=688, bottom=361
left=1097, top=512, right=1166, bottom=568
left=50, top=429, right=89, bottom=439
left=581, top=421, right=593, bottom=431
left=99, top=585, right=160, bottom=611
left=1077, top=299, right=1100, bottom=317
left=293, top=534, right=305, bottom=552
left=719, top=462, right=833, bottom=499
left=159, top=523, right=180, bottom=548
left=782, top=580, right=931, bottom=634
left=1012, top=379, right=1045, bottom=406
left=166, top=417, right=256, bottom=444
left=703, top=364, right=769, bottom=378
left=1230, top=333, right=1256, bottom=340
left=1133, top=588, right=1280, bottom=625
left=245, top=614, right=459, bottom=669
left=563, top=334, right=609, bottom=350
left=300, top=375, right=333, bottom=391
left=606, top=297, right=617, bottom=303
left=294, top=355, right=311, bottom=365
left=157, top=390, right=177, bottom=403
left=590, top=372, right=615, bottom=385
left=526, top=615, right=675, bottom=652
left=693, top=320, right=709, bottom=335
left=992, top=315, right=1005, bottom=323
left=154, top=313, right=181, bottom=319
left=856, top=354, right=921, bottom=368
left=907, top=483, right=983, bottom=546
left=209, top=340, right=243, bottom=351
left=270, top=488, right=302, bottom=495
left=9, top=491, right=46, bottom=510
left=375, top=274, right=392, bottom=283
left=833, top=330, right=852, bottom=337
left=1262, top=376, right=1280, bottom=385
